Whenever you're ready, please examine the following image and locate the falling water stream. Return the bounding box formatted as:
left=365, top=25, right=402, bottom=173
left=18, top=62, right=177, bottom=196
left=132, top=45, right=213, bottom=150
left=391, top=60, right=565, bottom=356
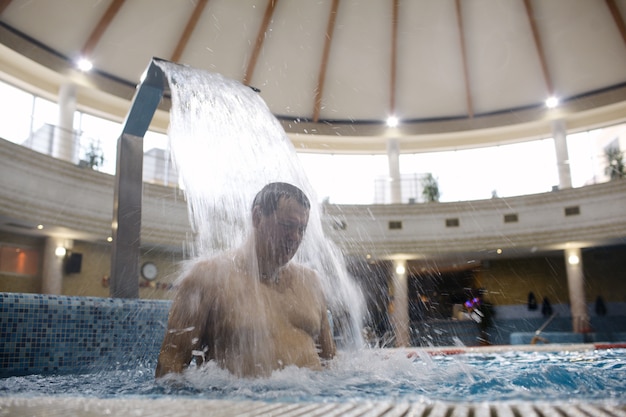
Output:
left=156, top=61, right=365, bottom=348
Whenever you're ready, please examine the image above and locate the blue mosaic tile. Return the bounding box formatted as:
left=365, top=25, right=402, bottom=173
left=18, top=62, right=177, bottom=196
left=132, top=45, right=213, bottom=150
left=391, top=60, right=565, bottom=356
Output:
left=0, top=292, right=171, bottom=377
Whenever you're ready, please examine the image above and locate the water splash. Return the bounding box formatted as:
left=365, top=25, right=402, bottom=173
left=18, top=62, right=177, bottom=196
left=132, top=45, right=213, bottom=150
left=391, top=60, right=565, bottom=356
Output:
left=4, top=349, right=625, bottom=403
left=155, top=61, right=365, bottom=348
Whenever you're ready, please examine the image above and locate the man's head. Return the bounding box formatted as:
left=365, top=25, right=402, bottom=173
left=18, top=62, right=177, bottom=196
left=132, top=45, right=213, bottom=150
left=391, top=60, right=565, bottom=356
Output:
left=252, top=182, right=310, bottom=216
left=252, top=183, right=311, bottom=267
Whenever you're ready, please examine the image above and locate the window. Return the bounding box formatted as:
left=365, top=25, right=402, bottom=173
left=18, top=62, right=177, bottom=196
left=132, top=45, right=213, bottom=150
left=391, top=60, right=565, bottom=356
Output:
left=27, top=97, right=60, bottom=155
left=504, top=214, right=519, bottom=223
left=0, top=80, right=34, bottom=144
left=388, top=221, right=402, bottom=230
left=76, top=113, right=123, bottom=175
left=445, top=218, right=460, bottom=227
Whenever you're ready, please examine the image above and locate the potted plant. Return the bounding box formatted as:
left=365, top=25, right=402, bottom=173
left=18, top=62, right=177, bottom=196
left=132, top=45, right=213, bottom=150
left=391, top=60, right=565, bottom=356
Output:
left=82, top=141, right=104, bottom=169
left=605, top=146, right=625, bottom=180
left=421, top=173, right=440, bottom=202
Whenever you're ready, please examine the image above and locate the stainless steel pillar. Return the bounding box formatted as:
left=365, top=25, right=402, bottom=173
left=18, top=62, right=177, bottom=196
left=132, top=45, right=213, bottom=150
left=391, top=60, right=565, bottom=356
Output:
left=110, top=59, right=167, bottom=298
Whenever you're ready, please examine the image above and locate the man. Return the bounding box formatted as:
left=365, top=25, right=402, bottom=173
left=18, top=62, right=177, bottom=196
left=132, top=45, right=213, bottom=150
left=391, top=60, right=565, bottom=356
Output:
left=155, top=182, right=336, bottom=378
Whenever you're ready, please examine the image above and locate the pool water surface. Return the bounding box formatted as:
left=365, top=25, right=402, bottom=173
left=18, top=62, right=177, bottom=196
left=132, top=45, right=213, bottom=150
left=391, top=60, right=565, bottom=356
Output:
left=1, top=347, right=624, bottom=404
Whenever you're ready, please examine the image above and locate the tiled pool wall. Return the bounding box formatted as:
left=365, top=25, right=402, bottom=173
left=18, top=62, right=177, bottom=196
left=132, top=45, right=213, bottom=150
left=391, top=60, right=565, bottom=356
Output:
left=1, top=292, right=626, bottom=377
left=0, top=292, right=171, bottom=377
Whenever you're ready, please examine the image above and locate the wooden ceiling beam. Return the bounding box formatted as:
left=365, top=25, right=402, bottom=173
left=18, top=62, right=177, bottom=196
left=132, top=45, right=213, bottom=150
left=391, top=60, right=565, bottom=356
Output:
left=243, top=0, right=278, bottom=86
left=313, top=0, right=340, bottom=122
left=81, top=0, right=126, bottom=57
left=455, top=0, right=474, bottom=118
left=170, top=0, right=209, bottom=63
left=523, top=0, right=554, bottom=96
left=390, top=0, right=399, bottom=116
left=606, top=0, right=626, bottom=48
left=0, top=0, right=13, bottom=15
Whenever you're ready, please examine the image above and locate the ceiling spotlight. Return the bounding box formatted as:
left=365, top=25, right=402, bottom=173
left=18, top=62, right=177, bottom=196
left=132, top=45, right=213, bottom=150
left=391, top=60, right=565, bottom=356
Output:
left=76, top=57, right=93, bottom=72
left=386, top=115, right=399, bottom=128
left=545, top=96, right=559, bottom=109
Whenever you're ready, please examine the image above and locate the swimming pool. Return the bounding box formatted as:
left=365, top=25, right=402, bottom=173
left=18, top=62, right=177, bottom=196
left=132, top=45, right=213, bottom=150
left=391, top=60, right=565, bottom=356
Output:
left=2, top=293, right=626, bottom=417
left=1, top=346, right=625, bottom=404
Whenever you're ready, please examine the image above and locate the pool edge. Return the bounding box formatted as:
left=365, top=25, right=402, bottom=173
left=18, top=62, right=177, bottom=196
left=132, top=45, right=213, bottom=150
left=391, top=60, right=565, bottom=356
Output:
left=404, top=341, right=626, bottom=357
left=1, top=395, right=624, bottom=417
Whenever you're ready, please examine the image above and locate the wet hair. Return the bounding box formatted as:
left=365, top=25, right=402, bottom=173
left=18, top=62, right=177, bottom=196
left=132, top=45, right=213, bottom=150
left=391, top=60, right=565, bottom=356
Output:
left=252, top=182, right=310, bottom=216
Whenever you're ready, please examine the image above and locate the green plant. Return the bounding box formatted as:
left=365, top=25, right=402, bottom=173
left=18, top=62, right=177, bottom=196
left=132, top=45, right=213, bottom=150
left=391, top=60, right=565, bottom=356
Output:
left=605, top=147, right=625, bottom=180
left=84, top=141, right=104, bottom=169
left=421, top=173, right=440, bottom=202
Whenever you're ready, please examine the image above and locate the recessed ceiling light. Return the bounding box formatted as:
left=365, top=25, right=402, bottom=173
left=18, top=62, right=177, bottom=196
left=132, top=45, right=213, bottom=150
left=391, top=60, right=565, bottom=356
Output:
left=76, top=57, right=93, bottom=72
left=386, top=115, right=399, bottom=127
left=545, top=96, right=559, bottom=108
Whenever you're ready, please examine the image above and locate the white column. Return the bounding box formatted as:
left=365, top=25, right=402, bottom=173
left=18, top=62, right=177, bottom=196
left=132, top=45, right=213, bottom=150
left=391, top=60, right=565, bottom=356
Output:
left=552, top=119, right=572, bottom=190
left=565, top=247, right=590, bottom=333
left=41, top=237, right=66, bottom=295
left=390, top=259, right=409, bottom=347
left=53, top=83, right=78, bottom=163
left=387, top=138, right=402, bottom=203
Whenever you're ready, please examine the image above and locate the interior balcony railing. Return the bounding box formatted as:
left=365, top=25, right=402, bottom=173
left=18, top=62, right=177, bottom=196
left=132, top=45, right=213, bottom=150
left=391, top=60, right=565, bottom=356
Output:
left=16, top=122, right=178, bottom=188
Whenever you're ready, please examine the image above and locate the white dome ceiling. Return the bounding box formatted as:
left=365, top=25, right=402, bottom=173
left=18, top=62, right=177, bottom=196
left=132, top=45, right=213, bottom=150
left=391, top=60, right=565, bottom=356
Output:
left=1, top=0, right=626, bottom=152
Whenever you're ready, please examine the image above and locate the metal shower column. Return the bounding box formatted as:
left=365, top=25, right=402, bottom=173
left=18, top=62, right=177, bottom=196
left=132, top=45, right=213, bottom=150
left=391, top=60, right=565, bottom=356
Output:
left=110, top=58, right=167, bottom=298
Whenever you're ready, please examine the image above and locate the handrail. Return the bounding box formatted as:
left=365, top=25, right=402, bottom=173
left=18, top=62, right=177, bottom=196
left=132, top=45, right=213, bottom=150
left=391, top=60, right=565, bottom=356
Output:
left=530, top=313, right=557, bottom=344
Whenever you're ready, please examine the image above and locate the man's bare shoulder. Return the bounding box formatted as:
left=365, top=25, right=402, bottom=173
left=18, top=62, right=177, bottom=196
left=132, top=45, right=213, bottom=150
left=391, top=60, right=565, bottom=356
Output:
left=284, top=262, right=320, bottom=282
left=177, top=250, right=246, bottom=289
left=285, top=262, right=318, bottom=278
left=285, top=262, right=324, bottom=292
left=176, top=256, right=219, bottom=288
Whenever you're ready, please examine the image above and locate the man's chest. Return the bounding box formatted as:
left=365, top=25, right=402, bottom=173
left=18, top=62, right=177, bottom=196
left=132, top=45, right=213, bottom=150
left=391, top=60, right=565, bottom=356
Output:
left=264, top=284, right=321, bottom=336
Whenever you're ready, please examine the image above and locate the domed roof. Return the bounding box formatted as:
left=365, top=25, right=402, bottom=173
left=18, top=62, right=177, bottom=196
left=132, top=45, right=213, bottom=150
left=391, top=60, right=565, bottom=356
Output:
left=1, top=0, right=626, bottom=152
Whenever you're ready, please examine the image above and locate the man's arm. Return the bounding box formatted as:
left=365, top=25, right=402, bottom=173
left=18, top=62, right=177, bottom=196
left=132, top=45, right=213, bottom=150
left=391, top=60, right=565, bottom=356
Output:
left=318, top=306, right=336, bottom=361
left=306, top=269, right=336, bottom=362
left=155, top=277, right=205, bottom=378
